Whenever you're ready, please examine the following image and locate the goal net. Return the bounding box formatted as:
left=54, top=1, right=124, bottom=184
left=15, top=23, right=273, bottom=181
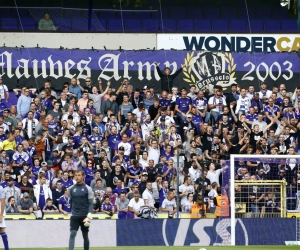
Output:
left=229, top=154, right=300, bottom=246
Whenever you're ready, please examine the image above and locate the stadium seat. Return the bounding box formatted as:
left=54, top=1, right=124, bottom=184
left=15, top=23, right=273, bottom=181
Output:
left=1, top=18, right=18, bottom=30
left=160, top=19, right=177, bottom=32
left=186, top=8, right=203, bottom=19
left=222, top=8, right=238, bottom=19
left=229, top=19, right=247, bottom=32
left=91, top=18, right=106, bottom=31
left=248, top=19, right=264, bottom=32
left=195, top=19, right=211, bottom=31
left=125, top=19, right=142, bottom=31
left=273, top=8, right=289, bottom=19
left=170, top=7, right=187, bottom=19
left=264, top=19, right=281, bottom=32
left=256, top=8, right=272, bottom=19
left=15, top=9, right=30, bottom=18
left=177, top=19, right=194, bottom=31
left=117, top=11, right=135, bottom=19
left=107, top=19, right=124, bottom=31
left=20, top=18, right=36, bottom=30
left=0, top=8, right=12, bottom=18
left=238, top=7, right=255, bottom=19
left=135, top=11, right=152, bottom=19
left=281, top=19, right=298, bottom=32
left=100, top=11, right=117, bottom=19
left=72, top=18, right=89, bottom=31
left=55, top=18, right=72, bottom=30
left=143, top=19, right=158, bottom=32
left=159, top=7, right=170, bottom=18
left=213, top=19, right=229, bottom=32
left=203, top=8, right=221, bottom=19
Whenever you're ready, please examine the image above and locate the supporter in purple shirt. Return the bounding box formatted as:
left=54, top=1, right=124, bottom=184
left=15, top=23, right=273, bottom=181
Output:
left=106, top=125, right=121, bottom=150
left=83, top=159, right=95, bottom=186
left=264, top=98, right=281, bottom=123
left=60, top=171, right=74, bottom=188
left=101, top=196, right=115, bottom=216
left=175, top=89, right=192, bottom=126
left=112, top=180, right=127, bottom=197
left=159, top=91, right=171, bottom=110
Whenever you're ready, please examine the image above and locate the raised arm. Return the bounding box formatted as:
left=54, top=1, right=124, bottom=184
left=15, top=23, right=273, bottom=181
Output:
left=154, top=62, right=164, bottom=78
left=262, top=120, right=274, bottom=136
left=100, top=80, right=111, bottom=97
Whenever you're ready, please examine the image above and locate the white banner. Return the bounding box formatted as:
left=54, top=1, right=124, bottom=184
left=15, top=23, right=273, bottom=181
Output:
left=157, top=34, right=300, bottom=52
left=6, top=220, right=116, bottom=248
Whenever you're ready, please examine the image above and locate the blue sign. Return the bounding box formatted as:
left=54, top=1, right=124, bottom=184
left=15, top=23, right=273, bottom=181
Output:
left=116, top=218, right=296, bottom=246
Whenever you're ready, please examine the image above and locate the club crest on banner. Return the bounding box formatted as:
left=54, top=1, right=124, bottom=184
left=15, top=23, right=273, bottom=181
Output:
left=183, top=51, right=237, bottom=91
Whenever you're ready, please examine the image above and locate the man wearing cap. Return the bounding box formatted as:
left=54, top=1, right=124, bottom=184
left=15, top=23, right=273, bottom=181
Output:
left=16, top=192, right=34, bottom=214
left=157, top=107, right=175, bottom=126
left=154, top=62, right=185, bottom=93
left=3, top=177, right=21, bottom=202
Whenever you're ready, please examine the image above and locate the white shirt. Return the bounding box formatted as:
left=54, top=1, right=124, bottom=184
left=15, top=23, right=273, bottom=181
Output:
left=161, top=197, right=177, bottom=211
left=208, top=96, right=227, bottom=113
left=139, top=159, right=148, bottom=170
left=235, top=96, right=251, bottom=114
left=259, top=90, right=272, bottom=100
left=128, top=198, right=144, bottom=211
left=207, top=169, right=222, bottom=186
left=179, top=184, right=195, bottom=205
left=142, top=189, right=155, bottom=207
left=0, top=85, right=8, bottom=100
left=116, top=142, right=132, bottom=156
left=0, top=122, right=9, bottom=133
left=62, top=112, right=80, bottom=125
left=132, top=108, right=148, bottom=123
left=189, top=167, right=202, bottom=184
left=22, top=118, right=39, bottom=138
left=252, top=120, right=267, bottom=132
left=141, top=121, right=154, bottom=141
left=157, top=115, right=175, bottom=126
left=148, top=146, right=160, bottom=165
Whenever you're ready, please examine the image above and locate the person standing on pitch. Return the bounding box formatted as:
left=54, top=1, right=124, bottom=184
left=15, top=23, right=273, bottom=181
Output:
left=0, top=186, right=9, bottom=250
left=68, top=170, right=93, bottom=250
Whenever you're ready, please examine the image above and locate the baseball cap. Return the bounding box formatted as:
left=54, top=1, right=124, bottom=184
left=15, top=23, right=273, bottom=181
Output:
left=23, top=192, right=29, bottom=198
left=143, top=86, right=148, bottom=90
left=119, top=146, right=125, bottom=151
left=288, top=103, right=294, bottom=107
left=160, top=116, right=166, bottom=121
left=3, top=108, right=9, bottom=113
left=41, top=161, right=47, bottom=166
left=142, top=172, right=148, bottom=176
left=8, top=177, right=14, bottom=182
left=67, top=115, right=73, bottom=120
left=187, top=114, right=192, bottom=118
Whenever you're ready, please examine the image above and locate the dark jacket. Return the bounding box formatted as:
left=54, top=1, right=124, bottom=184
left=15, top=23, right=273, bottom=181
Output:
left=156, top=66, right=183, bottom=92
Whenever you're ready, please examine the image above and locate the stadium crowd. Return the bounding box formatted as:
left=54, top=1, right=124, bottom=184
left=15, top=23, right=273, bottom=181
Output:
left=0, top=65, right=299, bottom=219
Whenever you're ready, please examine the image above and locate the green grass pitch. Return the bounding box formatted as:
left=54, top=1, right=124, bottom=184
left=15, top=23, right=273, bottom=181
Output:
left=10, top=246, right=300, bottom=250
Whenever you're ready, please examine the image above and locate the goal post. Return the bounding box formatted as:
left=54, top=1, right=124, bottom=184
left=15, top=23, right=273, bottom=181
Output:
left=230, top=154, right=300, bottom=246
